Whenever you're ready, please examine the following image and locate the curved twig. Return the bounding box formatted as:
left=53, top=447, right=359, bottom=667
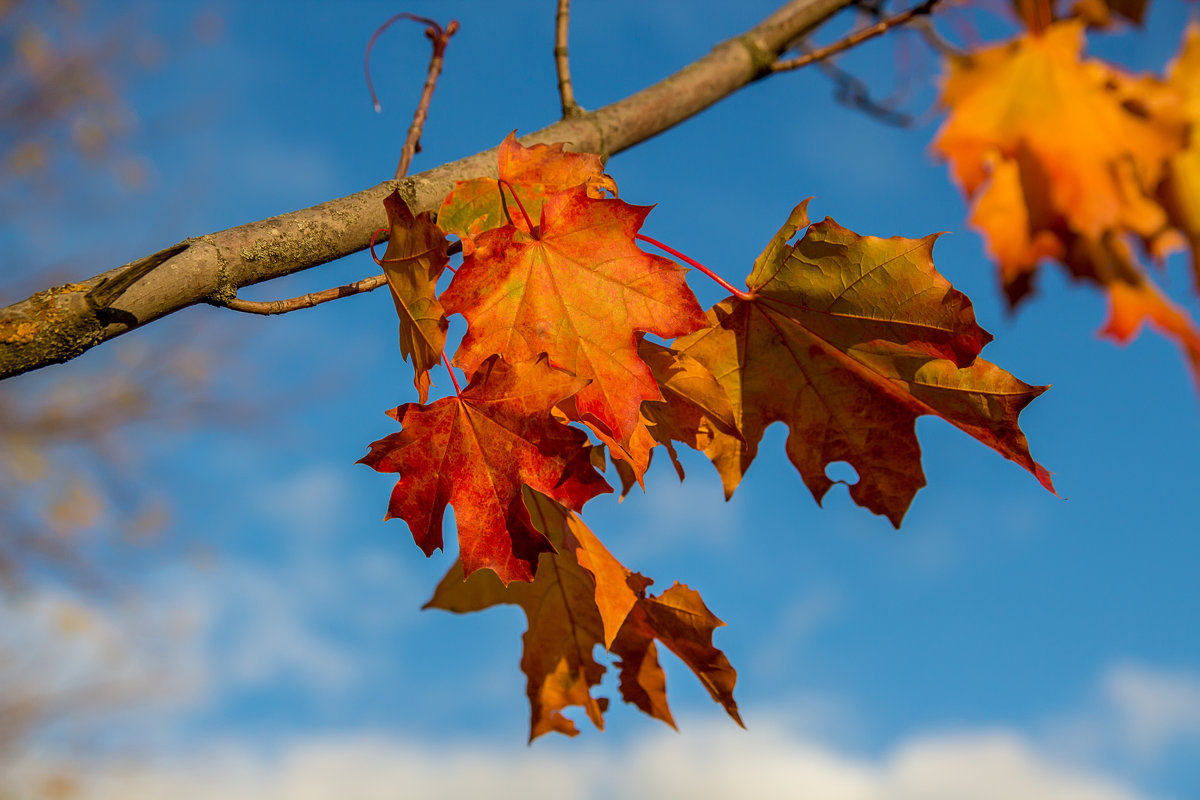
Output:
left=363, top=14, right=459, bottom=180
left=365, top=14, right=444, bottom=112
left=909, top=15, right=969, bottom=60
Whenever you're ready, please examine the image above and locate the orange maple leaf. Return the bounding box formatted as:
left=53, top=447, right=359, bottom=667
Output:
left=440, top=184, right=708, bottom=449
left=358, top=355, right=611, bottom=584
left=437, top=132, right=617, bottom=249
left=674, top=202, right=1054, bottom=526
left=425, top=488, right=739, bottom=739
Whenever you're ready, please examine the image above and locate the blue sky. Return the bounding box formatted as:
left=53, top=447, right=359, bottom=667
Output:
left=5, top=1, right=1200, bottom=798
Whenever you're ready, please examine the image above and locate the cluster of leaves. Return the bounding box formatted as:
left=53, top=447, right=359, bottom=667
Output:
left=934, top=11, right=1200, bottom=378
left=359, top=134, right=1053, bottom=739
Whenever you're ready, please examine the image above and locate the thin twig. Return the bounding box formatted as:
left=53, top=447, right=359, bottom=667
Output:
left=772, top=0, right=939, bottom=72
left=218, top=274, right=388, bottom=316
left=364, top=14, right=442, bottom=112
left=221, top=16, right=460, bottom=318
left=396, top=20, right=459, bottom=180
left=908, top=15, right=968, bottom=60
left=811, top=48, right=914, bottom=126
left=554, top=0, right=582, bottom=118
left=362, top=13, right=459, bottom=180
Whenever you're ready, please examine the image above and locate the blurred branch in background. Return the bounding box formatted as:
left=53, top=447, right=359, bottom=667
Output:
left=0, top=0, right=151, bottom=230
left=0, top=338, right=228, bottom=589
left=0, top=587, right=200, bottom=800
left=1, top=1, right=229, bottom=794
left=0, top=0, right=231, bottom=585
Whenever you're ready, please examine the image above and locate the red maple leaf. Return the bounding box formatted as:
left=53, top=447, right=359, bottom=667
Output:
left=359, top=354, right=611, bottom=584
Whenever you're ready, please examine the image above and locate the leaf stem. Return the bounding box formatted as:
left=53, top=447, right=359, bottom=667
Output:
left=371, top=226, right=458, bottom=272
left=442, top=353, right=462, bottom=396
left=635, top=234, right=751, bottom=301
left=365, top=14, right=443, bottom=112
left=369, top=226, right=390, bottom=264
left=1015, top=0, right=1053, bottom=34
left=498, top=179, right=537, bottom=236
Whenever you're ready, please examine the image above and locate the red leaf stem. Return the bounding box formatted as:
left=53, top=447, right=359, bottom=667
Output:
left=635, top=234, right=751, bottom=301
left=498, top=179, right=537, bottom=236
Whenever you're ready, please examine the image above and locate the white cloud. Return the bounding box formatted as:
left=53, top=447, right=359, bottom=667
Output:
left=1103, top=662, right=1200, bottom=760
left=882, top=733, right=1144, bottom=800
left=1042, top=661, right=1200, bottom=771
left=3, top=717, right=1152, bottom=800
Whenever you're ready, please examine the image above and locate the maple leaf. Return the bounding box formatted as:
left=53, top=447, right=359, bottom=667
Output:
left=440, top=183, right=708, bottom=450
left=612, top=581, right=741, bottom=730
left=1102, top=265, right=1200, bottom=379
left=437, top=132, right=617, bottom=249
left=934, top=20, right=1182, bottom=262
left=638, top=338, right=741, bottom=482
left=358, top=354, right=611, bottom=584
left=379, top=191, right=449, bottom=403
left=425, top=488, right=739, bottom=739
left=562, top=394, right=659, bottom=490
left=673, top=202, right=1055, bottom=526
left=1160, top=22, right=1200, bottom=290
left=933, top=20, right=1200, bottom=382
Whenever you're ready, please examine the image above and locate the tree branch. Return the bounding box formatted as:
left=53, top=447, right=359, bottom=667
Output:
left=0, top=0, right=857, bottom=382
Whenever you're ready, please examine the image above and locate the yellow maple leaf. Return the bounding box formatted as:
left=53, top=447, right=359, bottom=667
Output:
left=934, top=19, right=1200, bottom=383
left=935, top=20, right=1183, bottom=271
left=1160, top=22, right=1200, bottom=290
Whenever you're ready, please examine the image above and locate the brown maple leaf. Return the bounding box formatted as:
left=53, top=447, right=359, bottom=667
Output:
left=638, top=338, right=741, bottom=482
left=440, top=184, right=708, bottom=450
left=558, top=391, right=660, bottom=491
left=673, top=202, right=1055, bottom=526
left=358, top=354, right=611, bottom=584
left=378, top=191, right=449, bottom=403
left=425, top=488, right=739, bottom=739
